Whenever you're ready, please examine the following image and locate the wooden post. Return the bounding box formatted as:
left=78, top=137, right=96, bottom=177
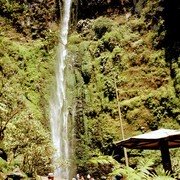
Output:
left=159, top=139, right=172, bottom=173
left=114, top=79, right=129, bottom=166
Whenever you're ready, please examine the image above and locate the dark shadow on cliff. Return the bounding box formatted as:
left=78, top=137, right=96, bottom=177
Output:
left=77, top=0, right=135, bottom=19
left=162, top=0, right=180, bottom=98
left=163, top=0, right=180, bottom=63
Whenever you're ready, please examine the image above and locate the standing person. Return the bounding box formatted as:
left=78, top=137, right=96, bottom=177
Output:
left=76, top=173, right=80, bottom=180
left=48, top=173, right=54, bottom=180
left=87, top=174, right=91, bottom=179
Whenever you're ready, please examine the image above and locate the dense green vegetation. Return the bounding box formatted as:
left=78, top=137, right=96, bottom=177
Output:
left=0, top=0, right=180, bottom=179
left=68, top=0, right=180, bottom=178
left=0, top=15, right=58, bottom=178
left=0, top=0, right=57, bottom=38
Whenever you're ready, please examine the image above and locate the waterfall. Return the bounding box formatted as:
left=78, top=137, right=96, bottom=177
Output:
left=50, top=0, right=72, bottom=179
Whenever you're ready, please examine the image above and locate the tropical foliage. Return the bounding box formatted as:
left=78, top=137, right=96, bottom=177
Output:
left=0, top=16, right=57, bottom=177
left=0, top=0, right=180, bottom=179
left=68, top=0, right=180, bottom=177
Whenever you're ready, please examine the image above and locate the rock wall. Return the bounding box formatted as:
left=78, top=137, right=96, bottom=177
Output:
left=0, top=0, right=57, bottom=38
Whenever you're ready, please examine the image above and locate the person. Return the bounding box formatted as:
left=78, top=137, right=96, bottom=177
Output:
left=76, top=173, right=80, bottom=179
left=48, top=173, right=54, bottom=180
left=87, top=174, right=91, bottom=179
left=79, top=175, right=85, bottom=180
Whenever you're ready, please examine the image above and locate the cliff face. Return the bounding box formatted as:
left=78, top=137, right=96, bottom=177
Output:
left=0, top=18, right=56, bottom=178
left=0, top=0, right=57, bottom=38
left=69, top=0, right=180, bottom=176
left=0, top=0, right=180, bottom=178
left=76, top=0, right=129, bottom=19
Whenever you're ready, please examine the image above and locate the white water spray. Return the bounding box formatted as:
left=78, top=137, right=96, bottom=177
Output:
left=50, top=0, right=72, bottom=179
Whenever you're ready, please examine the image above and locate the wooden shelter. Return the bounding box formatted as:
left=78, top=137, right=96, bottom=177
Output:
left=116, top=129, right=180, bottom=172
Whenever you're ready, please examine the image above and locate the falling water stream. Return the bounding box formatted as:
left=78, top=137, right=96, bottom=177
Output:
left=50, top=0, right=72, bottom=179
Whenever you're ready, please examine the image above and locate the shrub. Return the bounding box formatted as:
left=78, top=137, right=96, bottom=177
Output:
left=92, top=17, right=115, bottom=39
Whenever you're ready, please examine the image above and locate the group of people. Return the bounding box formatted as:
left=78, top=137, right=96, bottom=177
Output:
left=47, top=172, right=121, bottom=180
left=72, top=173, right=95, bottom=180
left=47, top=173, right=94, bottom=180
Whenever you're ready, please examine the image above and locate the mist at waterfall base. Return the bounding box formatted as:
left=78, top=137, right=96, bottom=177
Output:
left=49, top=0, right=72, bottom=179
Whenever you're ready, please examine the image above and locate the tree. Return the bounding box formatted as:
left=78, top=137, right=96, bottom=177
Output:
left=3, top=112, right=53, bottom=176
left=0, top=103, right=23, bottom=141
